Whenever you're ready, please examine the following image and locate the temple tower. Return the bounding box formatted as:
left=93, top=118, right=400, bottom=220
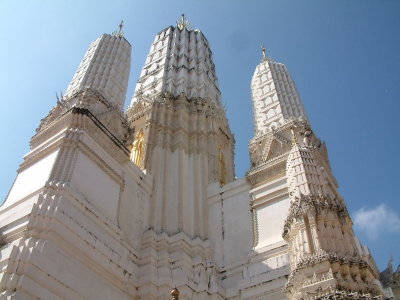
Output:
left=0, top=18, right=384, bottom=300
left=126, top=15, right=233, bottom=298
left=246, top=49, right=382, bottom=299
left=247, top=49, right=310, bottom=255
left=0, top=26, right=152, bottom=299
left=282, top=127, right=383, bottom=299
left=127, top=15, right=234, bottom=238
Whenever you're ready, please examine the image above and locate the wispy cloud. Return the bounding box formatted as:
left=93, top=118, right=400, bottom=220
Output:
left=353, top=204, right=400, bottom=240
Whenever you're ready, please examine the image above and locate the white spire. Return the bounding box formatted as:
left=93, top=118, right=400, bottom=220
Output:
left=130, top=16, right=220, bottom=106
left=251, top=53, right=307, bottom=133
left=65, top=31, right=131, bottom=109
left=261, top=45, right=267, bottom=62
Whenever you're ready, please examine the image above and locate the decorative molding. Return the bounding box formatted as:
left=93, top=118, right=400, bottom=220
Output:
left=282, top=193, right=348, bottom=239
left=251, top=206, right=259, bottom=248
left=35, top=88, right=134, bottom=149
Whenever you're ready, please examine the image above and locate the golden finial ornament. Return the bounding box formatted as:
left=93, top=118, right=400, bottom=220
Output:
left=177, top=14, right=191, bottom=31
left=171, top=286, right=179, bottom=300
left=261, top=45, right=267, bottom=62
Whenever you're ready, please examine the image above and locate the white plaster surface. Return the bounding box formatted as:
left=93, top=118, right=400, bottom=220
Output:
left=4, top=150, right=59, bottom=207
left=255, top=196, right=290, bottom=249
left=70, top=151, right=120, bottom=221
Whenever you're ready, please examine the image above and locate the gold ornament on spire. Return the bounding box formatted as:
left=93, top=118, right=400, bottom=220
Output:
left=261, top=45, right=267, bottom=62
left=177, top=14, right=192, bottom=31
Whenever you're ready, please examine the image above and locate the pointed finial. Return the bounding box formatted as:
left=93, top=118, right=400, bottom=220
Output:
left=177, top=13, right=192, bottom=31
left=261, top=45, right=267, bottom=62
left=112, top=20, right=124, bottom=37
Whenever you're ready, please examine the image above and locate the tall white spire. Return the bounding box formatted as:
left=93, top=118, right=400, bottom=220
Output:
left=251, top=50, right=307, bottom=133
left=130, top=15, right=221, bottom=106
left=65, top=25, right=131, bottom=109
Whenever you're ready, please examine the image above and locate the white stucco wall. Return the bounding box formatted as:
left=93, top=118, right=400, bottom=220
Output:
left=4, top=150, right=59, bottom=207
left=250, top=177, right=289, bottom=250
left=255, top=195, right=290, bottom=249
left=70, top=152, right=120, bottom=221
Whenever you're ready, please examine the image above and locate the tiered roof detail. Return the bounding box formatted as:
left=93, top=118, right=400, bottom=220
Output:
left=130, top=18, right=221, bottom=105
left=65, top=32, right=131, bottom=109
left=251, top=55, right=307, bottom=133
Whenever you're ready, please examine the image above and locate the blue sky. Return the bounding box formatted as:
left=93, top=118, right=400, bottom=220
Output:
left=0, top=0, right=399, bottom=271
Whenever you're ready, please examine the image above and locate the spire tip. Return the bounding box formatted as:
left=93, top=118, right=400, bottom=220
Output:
left=177, top=13, right=192, bottom=31
left=261, top=45, right=267, bottom=62
left=112, top=20, right=124, bottom=37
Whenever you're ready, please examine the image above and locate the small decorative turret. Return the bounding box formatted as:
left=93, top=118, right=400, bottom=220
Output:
left=282, top=125, right=383, bottom=300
